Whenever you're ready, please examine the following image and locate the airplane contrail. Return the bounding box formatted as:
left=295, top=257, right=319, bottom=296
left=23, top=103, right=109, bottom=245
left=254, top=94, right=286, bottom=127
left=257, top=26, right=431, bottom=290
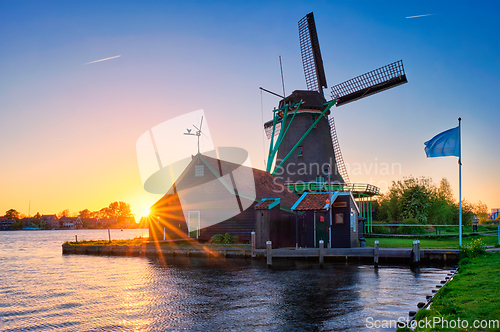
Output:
left=83, top=55, right=121, bottom=65
left=406, top=14, right=433, bottom=19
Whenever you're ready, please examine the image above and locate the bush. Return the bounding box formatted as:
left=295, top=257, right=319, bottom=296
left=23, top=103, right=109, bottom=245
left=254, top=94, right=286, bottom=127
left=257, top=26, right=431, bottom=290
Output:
left=209, top=233, right=238, bottom=244
left=395, top=218, right=426, bottom=234
left=372, top=226, right=390, bottom=234
left=459, top=238, right=486, bottom=259
left=209, top=234, right=224, bottom=244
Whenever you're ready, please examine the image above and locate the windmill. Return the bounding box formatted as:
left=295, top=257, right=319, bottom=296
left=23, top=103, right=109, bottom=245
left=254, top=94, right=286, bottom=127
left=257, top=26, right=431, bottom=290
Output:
left=264, top=12, right=407, bottom=190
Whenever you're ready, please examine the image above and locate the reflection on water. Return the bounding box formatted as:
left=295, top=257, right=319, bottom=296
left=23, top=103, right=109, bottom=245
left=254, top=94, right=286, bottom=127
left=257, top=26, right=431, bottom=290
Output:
left=0, top=230, right=452, bottom=331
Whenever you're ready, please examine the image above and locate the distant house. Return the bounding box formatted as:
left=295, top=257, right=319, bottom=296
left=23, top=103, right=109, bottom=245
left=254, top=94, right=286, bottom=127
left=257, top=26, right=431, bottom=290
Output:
left=490, top=208, right=500, bottom=220
left=82, top=218, right=99, bottom=228
left=19, top=217, right=33, bottom=228
left=41, top=215, right=59, bottom=229
left=59, top=217, right=83, bottom=229
left=98, top=218, right=118, bottom=228
left=0, top=217, right=14, bottom=230
left=118, top=217, right=135, bottom=228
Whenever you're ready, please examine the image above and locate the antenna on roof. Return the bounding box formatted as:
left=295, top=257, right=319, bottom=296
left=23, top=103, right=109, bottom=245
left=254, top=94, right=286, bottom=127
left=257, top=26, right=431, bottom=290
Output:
left=184, top=116, right=204, bottom=154
left=279, top=56, right=286, bottom=97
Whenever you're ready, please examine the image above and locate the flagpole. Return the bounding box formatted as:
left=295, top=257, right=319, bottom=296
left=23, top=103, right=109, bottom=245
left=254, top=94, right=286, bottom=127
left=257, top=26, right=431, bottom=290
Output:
left=458, top=117, right=462, bottom=246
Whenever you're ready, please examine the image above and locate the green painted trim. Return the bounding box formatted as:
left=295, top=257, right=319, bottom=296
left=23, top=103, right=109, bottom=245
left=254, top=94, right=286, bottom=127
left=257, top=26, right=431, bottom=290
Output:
left=266, top=112, right=278, bottom=172
left=274, top=101, right=302, bottom=151
left=272, top=98, right=337, bottom=175
left=291, top=192, right=308, bottom=210
left=369, top=197, right=373, bottom=233
left=265, top=102, right=302, bottom=173
left=267, top=198, right=280, bottom=210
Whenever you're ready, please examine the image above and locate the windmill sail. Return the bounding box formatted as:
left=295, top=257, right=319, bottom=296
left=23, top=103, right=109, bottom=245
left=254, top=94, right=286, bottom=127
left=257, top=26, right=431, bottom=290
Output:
left=299, top=12, right=327, bottom=94
left=331, top=60, right=407, bottom=106
left=328, top=117, right=350, bottom=183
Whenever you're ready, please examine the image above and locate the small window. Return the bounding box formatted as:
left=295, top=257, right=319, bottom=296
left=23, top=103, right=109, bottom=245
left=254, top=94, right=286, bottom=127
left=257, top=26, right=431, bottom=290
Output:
left=195, top=165, right=204, bottom=177
left=311, top=115, right=317, bottom=128
left=350, top=208, right=356, bottom=232
left=298, top=146, right=303, bottom=157
left=335, top=213, right=344, bottom=224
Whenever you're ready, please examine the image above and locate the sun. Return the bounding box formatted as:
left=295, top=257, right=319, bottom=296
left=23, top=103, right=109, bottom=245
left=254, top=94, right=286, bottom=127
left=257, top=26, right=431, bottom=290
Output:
left=142, top=207, right=151, bottom=217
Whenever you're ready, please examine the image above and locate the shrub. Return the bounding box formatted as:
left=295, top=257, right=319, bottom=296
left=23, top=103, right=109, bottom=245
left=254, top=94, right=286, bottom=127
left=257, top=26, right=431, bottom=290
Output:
left=459, top=238, right=486, bottom=259
left=223, top=233, right=233, bottom=244
left=372, top=226, right=390, bottom=234
left=209, top=234, right=224, bottom=244
left=395, top=218, right=426, bottom=234
left=209, top=233, right=238, bottom=244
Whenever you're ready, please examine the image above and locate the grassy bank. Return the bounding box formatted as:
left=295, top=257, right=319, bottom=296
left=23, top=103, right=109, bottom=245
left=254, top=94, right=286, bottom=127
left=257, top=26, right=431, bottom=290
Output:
left=64, top=238, right=250, bottom=248
left=373, top=223, right=498, bottom=236
left=366, top=235, right=499, bottom=248
left=64, top=238, right=147, bottom=246
left=398, top=252, right=500, bottom=331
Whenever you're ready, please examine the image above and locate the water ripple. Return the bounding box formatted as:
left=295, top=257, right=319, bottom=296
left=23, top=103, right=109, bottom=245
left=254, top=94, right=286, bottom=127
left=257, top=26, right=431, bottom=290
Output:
left=0, top=230, right=453, bottom=332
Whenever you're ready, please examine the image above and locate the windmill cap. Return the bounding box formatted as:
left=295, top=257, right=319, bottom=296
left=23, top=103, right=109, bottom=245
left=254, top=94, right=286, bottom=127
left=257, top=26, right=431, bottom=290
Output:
left=279, top=90, right=327, bottom=110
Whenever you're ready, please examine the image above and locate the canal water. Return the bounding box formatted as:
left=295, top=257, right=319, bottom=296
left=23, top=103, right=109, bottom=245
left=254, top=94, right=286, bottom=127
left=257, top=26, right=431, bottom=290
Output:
left=0, top=230, right=453, bottom=331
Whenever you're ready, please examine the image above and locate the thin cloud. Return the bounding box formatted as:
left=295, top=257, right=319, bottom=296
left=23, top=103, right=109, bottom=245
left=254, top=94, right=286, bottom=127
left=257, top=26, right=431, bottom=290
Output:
left=83, top=55, right=121, bottom=65
left=406, top=14, right=434, bottom=19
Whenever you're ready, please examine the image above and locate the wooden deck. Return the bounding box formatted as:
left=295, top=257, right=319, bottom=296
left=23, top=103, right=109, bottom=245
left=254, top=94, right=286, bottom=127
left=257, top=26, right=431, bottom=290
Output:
left=62, top=244, right=460, bottom=264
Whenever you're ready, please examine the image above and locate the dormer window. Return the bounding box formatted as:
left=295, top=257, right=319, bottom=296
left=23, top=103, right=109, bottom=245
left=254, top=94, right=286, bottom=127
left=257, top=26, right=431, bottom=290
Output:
left=195, top=165, right=204, bottom=177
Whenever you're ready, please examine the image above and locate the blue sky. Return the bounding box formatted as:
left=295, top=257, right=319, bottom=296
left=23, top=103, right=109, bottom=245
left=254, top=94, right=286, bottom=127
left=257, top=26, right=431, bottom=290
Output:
left=1, top=0, right=499, bottom=216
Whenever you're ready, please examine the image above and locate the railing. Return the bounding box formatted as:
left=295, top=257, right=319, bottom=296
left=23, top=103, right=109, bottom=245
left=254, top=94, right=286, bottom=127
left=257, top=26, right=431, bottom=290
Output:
left=285, top=182, right=380, bottom=195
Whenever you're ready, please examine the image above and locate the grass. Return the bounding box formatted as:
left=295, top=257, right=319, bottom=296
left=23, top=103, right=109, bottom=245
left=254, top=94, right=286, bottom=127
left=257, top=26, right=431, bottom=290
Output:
left=372, top=223, right=498, bottom=235
left=64, top=238, right=251, bottom=248
left=64, top=238, right=147, bottom=246
left=397, top=252, right=500, bottom=331
left=365, top=234, right=499, bottom=248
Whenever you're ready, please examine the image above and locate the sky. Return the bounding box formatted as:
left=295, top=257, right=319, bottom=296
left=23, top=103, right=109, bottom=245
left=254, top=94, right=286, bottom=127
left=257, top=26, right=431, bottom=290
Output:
left=1, top=0, right=499, bottom=219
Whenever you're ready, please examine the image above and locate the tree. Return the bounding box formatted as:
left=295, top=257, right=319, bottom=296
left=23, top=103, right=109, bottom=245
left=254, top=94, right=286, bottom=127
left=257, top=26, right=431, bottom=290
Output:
left=5, top=209, right=20, bottom=220
left=78, top=209, right=92, bottom=218
left=376, top=176, right=433, bottom=222
left=10, top=221, right=23, bottom=230
left=58, top=209, right=70, bottom=218
left=398, top=179, right=432, bottom=222
left=475, top=201, right=488, bottom=223
left=106, top=201, right=133, bottom=220
left=107, top=201, right=119, bottom=219
left=428, top=178, right=455, bottom=225
left=459, top=199, right=475, bottom=226
left=437, top=178, right=454, bottom=203
left=374, top=176, right=472, bottom=225
left=117, top=201, right=132, bottom=218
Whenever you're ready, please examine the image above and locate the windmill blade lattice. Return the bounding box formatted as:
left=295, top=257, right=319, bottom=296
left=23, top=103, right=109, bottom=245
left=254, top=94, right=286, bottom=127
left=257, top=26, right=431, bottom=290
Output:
left=331, top=60, right=407, bottom=106
left=264, top=119, right=281, bottom=139
left=329, top=116, right=350, bottom=183
left=298, top=13, right=327, bottom=93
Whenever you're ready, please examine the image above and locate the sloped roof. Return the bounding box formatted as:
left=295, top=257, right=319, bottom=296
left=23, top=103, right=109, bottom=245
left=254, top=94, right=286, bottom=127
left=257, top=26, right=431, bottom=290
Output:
left=292, top=193, right=330, bottom=211
left=59, top=217, right=80, bottom=221
left=153, top=153, right=299, bottom=210
left=292, top=191, right=359, bottom=212
left=255, top=198, right=281, bottom=210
